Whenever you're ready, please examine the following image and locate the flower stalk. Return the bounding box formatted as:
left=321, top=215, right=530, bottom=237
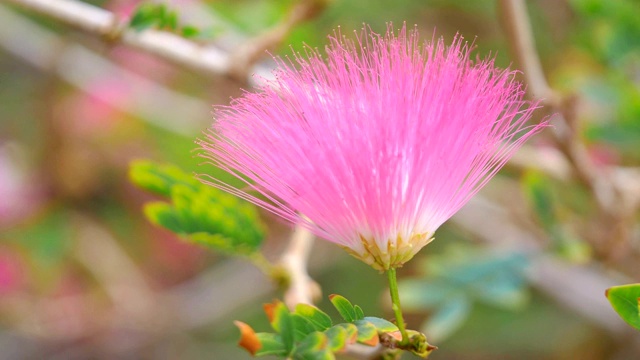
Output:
left=387, top=268, right=409, bottom=345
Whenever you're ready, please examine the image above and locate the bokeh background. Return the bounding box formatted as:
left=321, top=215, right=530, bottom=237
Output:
left=1, top=0, right=639, bottom=359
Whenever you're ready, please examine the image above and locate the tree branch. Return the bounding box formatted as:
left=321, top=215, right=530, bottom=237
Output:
left=228, top=0, right=327, bottom=79
left=280, top=224, right=321, bottom=308
left=497, top=0, right=555, bottom=102
left=3, top=0, right=271, bottom=81
left=497, top=0, right=639, bottom=259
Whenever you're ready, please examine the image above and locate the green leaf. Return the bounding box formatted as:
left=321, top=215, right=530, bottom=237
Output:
left=353, top=305, right=365, bottom=321
left=329, top=294, right=356, bottom=322
left=295, top=303, right=333, bottom=331
left=291, top=314, right=318, bottom=342
left=606, top=283, right=640, bottom=331
left=255, top=333, right=288, bottom=356
left=293, top=332, right=334, bottom=360
left=323, top=325, right=348, bottom=352
left=362, top=317, right=399, bottom=332
left=421, top=296, right=472, bottom=342
left=129, top=160, right=198, bottom=197
left=353, top=320, right=379, bottom=346
left=181, top=25, right=200, bottom=38
left=132, top=160, right=266, bottom=255
left=155, top=3, right=167, bottom=21
left=187, top=232, right=241, bottom=253
left=144, top=202, right=182, bottom=233
left=161, top=9, right=179, bottom=30
left=264, top=301, right=295, bottom=353
left=334, top=323, right=358, bottom=344
left=522, top=171, right=556, bottom=231
left=129, top=3, right=162, bottom=31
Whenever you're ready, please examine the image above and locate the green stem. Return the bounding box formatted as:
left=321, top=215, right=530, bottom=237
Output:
left=387, top=267, right=409, bottom=345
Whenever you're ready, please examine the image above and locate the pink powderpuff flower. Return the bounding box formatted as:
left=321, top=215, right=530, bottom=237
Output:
left=199, top=24, right=548, bottom=271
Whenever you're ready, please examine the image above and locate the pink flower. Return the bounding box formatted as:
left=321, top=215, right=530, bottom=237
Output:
left=199, top=24, right=547, bottom=270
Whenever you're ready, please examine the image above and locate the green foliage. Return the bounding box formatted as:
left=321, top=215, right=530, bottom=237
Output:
left=180, top=25, right=201, bottom=38
left=571, top=0, right=640, bottom=65
left=566, top=0, right=640, bottom=161
left=606, top=283, right=640, bottom=331
left=236, top=295, right=434, bottom=359
left=399, top=245, right=530, bottom=342
left=328, top=294, right=359, bottom=322
left=583, top=78, right=640, bottom=160
left=522, top=171, right=555, bottom=231
left=295, top=303, right=333, bottom=331
left=130, top=2, right=177, bottom=31
left=129, top=160, right=265, bottom=255
left=5, top=208, right=73, bottom=287
left=521, top=171, right=592, bottom=263
left=207, top=0, right=294, bottom=35
left=255, top=333, right=288, bottom=356
left=128, top=2, right=202, bottom=38
left=352, top=319, right=378, bottom=345
left=130, top=159, right=198, bottom=196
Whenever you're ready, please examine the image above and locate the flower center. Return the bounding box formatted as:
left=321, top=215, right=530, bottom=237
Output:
left=341, top=233, right=434, bottom=271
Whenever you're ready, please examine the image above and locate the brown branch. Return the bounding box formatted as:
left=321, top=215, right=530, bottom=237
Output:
left=498, top=0, right=555, bottom=102
left=498, top=0, right=599, bottom=189
left=497, top=0, right=638, bottom=259
left=498, top=0, right=598, bottom=187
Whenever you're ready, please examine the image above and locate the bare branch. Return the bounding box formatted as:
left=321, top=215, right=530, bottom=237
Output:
left=228, top=0, right=327, bottom=79
left=498, top=0, right=612, bottom=198
left=497, top=0, right=639, bottom=258
left=3, top=0, right=271, bottom=81
left=280, top=224, right=321, bottom=308
left=0, top=5, right=211, bottom=135
left=497, top=0, right=555, bottom=102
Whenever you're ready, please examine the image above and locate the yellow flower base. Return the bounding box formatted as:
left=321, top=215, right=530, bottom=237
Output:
left=342, top=233, right=434, bottom=271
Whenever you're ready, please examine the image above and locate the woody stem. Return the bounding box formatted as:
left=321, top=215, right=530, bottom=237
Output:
left=387, top=267, right=409, bottom=345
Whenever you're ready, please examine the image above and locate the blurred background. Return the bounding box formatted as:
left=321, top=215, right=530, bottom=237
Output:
left=1, top=0, right=639, bottom=359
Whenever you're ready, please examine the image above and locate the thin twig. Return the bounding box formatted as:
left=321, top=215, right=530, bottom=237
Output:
left=228, top=0, right=327, bottom=79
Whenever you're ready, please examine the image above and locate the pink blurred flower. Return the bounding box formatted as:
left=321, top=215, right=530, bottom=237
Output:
left=199, top=25, right=547, bottom=270
left=61, top=78, right=131, bottom=136
left=0, top=144, right=44, bottom=226
left=0, top=248, right=24, bottom=295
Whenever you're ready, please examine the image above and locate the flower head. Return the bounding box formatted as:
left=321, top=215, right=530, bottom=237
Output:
left=199, top=24, right=547, bottom=271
